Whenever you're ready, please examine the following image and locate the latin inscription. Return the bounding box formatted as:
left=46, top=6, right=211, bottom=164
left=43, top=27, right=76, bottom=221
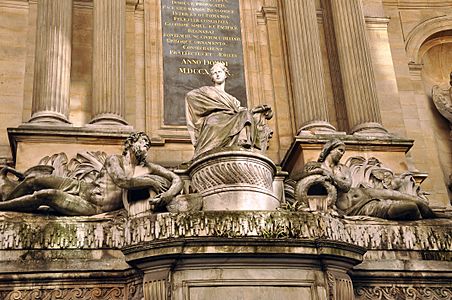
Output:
left=161, top=0, right=247, bottom=125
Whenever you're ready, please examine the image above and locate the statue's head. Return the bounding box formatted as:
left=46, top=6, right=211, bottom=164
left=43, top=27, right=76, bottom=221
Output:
left=210, top=63, right=230, bottom=84
left=123, top=132, right=151, bottom=164
left=318, top=139, right=345, bottom=163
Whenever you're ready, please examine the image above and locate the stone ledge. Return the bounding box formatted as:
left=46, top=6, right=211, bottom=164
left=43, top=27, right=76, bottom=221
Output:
left=281, top=134, right=416, bottom=177
left=122, top=237, right=366, bottom=265
left=0, top=211, right=126, bottom=250
left=0, top=210, right=450, bottom=253
left=7, top=125, right=135, bottom=165
left=342, top=217, right=452, bottom=252
left=124, top=211, right=352, bottom=246
left=8, top=125, right=134, bottom=147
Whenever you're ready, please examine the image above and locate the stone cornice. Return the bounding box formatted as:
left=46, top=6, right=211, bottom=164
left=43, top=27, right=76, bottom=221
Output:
left=7, top=125, right=135, bottom=162
left=0, top=210, right=450, bottom=254
left=365, top=16, right=391, bottom=30
left=72, top=0, right=143, bottom=10
left=281, top=134, right=415, bottom=173
left=383, top=0, right=452, bottom=8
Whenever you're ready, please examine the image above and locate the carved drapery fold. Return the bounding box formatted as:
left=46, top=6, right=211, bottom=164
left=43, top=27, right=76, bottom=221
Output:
left=282, top=0, right=336, bottom=133
left=29, top=0, right=73, bottom=124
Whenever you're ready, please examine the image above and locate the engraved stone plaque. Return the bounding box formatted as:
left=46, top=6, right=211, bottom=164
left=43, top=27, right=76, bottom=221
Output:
left=161, top=0, right=247, bottom=125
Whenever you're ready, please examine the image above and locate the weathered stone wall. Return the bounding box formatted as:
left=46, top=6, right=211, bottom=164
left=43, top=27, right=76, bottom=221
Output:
left=0, top=211, right=450, bottom=299
left=1, top=211, right=449, bottom=252
left=0, top=1, right=29, bottom=162
left=379, top=0, right=452, bottom=207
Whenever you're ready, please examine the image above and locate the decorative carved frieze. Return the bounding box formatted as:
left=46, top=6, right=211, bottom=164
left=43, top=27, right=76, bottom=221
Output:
left=190, top=158, right=273, bottom=191
left=0, top=287, right=125, bottom=300
left=123, top=212, right=350, bottom=245
left=354, top=285, right=452, bottom=300
left=342, top=219, right=452, bottom=252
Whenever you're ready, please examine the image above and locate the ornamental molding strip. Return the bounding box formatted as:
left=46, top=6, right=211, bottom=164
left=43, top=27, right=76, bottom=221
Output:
left=354, top=285, right=452, bottom=300
left=0, top=287, right=129, bottom=300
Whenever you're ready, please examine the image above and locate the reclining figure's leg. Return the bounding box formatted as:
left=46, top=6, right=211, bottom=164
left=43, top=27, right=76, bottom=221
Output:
left=0, top=189, right=98, bottom=216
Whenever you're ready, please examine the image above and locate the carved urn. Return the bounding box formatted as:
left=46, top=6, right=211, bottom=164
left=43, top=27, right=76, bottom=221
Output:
left=188, top=150, right=279, bottom=210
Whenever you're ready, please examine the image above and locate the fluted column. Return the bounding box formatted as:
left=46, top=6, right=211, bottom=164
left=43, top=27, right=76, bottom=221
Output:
left=282, top=0, right=336, bottom=133
left=29, top=0, right=73, bottom=124
left=329, top=0, right=388, bottom=135
left=90, top=0, right=128, bottom=125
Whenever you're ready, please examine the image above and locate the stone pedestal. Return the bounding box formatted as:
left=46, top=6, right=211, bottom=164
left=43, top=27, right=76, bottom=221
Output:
left=123, top=211, right=365, bottom=300
left=7, top=126, right=133, bottom=171
left=188, top=150, right=279, bottom=211
left=282, top=135, right=415, bottom=179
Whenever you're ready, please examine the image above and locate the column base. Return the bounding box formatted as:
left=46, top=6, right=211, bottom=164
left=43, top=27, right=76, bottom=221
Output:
left=28, top=111, right=71, bottom=125
left=89, top=113, right=129, bottom=126
left=297, top=121, right=337, bottom=135
left=351, top=122, right=390, bottom=136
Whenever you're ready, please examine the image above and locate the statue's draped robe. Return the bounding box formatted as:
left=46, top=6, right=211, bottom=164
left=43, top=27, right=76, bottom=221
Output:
left=186, top=86, right=253, bottom=158
left=341, top=187, right=394, bottom=219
